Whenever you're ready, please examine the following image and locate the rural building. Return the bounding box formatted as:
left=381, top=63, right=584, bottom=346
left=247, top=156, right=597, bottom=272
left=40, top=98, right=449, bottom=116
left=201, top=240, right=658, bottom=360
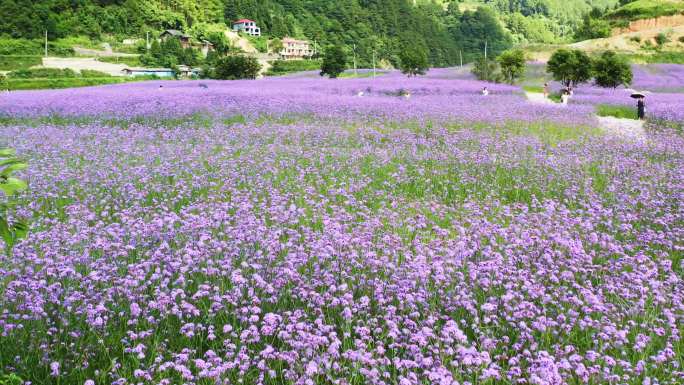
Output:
left=279, top=37, right=315, bottom=60
left=122, top=67, right=175, bottom=77
left=160, top=30, right=192, bottom=49
left=122, top=66, right=200, bottom=78
left=232, top=19, right=261, bottom=36
left=199, top=40, right=214, bottom=58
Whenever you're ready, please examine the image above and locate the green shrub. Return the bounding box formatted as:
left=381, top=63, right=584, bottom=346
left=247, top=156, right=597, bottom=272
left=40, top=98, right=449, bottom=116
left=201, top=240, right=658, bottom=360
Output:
left=629, top=35, right=641, bottom=43
left=655, top=33, right=670, bottom=46
left=80, top=69, right=111, bottom=78
left=8, top=68, right=77, bottom=79
left=267, top=60, right=321, bottom=75
left=679, top=36, right=684, bottom=43
left=210, top=55, right=261, bottom=80
left=596, top=104, right=637, bottom=119
left=0, top=55, right=42, bottom=71
left=98, top=56, right=143, bottom=67
left=0, top=38, right=73, bottom=56
left=7, top=77, right=126, bottom=90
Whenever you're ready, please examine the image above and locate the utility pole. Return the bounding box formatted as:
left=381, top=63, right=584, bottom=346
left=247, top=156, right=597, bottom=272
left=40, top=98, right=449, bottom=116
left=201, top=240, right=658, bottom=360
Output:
left=484, top=40, right=488, bottom=81
left=146, top=31, right=150, bottom=50
left=459, top=50, right=463, bottom=68
left=353, top=44, right=357, bottom=76
left=372, top=50, right=376, bottom=78
left=44, top=30, right=48, bottom=58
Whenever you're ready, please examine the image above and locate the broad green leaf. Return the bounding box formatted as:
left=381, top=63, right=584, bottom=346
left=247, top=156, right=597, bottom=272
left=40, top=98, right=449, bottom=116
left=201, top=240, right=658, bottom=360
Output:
left=12, top=220, right=28, bottom=241
left=1, top=162, right=27, bottom=176
left=0, top=148, right=16, bottom=157
left=0, top=177, right=28, bottom=196
left=0, top=218, right=12, bottom=245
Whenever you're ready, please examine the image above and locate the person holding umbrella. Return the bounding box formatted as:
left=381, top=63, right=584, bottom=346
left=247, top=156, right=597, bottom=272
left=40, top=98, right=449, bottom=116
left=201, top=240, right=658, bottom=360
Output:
left=631, top=92, right=646, bottom=120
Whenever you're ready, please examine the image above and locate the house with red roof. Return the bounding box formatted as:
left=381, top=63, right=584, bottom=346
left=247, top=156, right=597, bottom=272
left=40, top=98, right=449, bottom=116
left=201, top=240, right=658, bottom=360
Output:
left=232, top=19, right=261, bottom=36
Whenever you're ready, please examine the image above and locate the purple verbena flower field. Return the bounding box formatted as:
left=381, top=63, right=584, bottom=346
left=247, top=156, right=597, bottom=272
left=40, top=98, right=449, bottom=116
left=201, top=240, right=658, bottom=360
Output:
left=0, top=68, right=683, bottom=385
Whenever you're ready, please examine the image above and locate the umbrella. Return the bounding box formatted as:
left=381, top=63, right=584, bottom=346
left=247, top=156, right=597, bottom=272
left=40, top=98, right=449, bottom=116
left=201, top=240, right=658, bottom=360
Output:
left=630, top=92, right=645, bottom=99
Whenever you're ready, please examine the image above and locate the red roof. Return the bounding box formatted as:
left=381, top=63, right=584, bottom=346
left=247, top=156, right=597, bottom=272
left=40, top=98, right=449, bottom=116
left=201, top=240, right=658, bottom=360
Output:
left=234, top=19, right=255, bottom=24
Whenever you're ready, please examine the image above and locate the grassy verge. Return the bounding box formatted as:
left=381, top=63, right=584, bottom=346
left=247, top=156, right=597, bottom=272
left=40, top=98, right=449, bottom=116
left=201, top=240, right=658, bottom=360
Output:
left=6, top=77, right=129, bottom=91
left=629, top=51, right=684, bottom=64
left=265, top=60, right=322, bottom=76
left=339, top=71, right=386, bottom=78
left=596, top=104, right=638, bottom=119
left=98, top=56, right=143, bottom=67
left=0, top=56, right=42, bottom=71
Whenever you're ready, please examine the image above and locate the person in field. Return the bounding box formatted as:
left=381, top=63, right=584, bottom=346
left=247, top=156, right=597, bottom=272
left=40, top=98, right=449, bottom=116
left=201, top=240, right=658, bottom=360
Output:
left=637, top=95, right=645, bottom=120
left=560, top=90, right=569, bottom=105
left=543, top=83, right=549, bottom=99
left=482, top=87, right=489, bottom=96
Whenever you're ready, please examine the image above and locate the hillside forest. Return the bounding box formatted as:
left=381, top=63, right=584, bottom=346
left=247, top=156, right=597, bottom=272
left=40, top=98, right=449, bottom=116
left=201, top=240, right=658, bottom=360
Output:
left=0, top=0, right=647, bottom=67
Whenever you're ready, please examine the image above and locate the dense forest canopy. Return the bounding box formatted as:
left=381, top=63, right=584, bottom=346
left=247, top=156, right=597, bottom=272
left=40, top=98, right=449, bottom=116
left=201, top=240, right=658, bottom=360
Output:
left=0, top=0, right=618, bottom=66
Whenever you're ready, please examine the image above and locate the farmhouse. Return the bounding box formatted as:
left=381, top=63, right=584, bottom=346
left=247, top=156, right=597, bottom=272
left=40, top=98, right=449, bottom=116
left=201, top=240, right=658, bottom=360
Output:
left=160, top=30, right=192, bottom=49
left=232, top=19, right=261, bottom=36
left=279, top=37, right=315, bottom=60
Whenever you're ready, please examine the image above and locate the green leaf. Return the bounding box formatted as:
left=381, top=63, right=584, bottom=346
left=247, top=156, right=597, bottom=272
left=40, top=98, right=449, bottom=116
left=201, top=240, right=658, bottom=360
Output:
left=0, top=162, right=27, bottom=176
left=0, top=177, right=28, bottom=196
left=12, top=219, right=28, bottom=241
left=0, top=148, right=16, bottom=157
left=0, top=218, right=12, bottom=245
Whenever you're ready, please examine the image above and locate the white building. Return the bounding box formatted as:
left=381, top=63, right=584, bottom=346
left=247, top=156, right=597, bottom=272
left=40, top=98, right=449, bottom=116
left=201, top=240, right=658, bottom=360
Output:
left=279, top=37, right=315, bottom=60
left=232, top=19, right=261, bottom=36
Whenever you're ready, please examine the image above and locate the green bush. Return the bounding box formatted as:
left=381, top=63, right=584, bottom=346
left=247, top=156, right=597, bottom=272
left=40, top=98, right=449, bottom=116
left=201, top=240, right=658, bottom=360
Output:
left=596, top=104, right=637, bottom=119
left=678, top=36, right=684, bottom=43
left=0, top=55, right=42, bottom=71
left=98, top=56, right=143, bottom=67
left=655, top=33, right=670, bottom=46
left=7, top=77, right=126, bottom=90
left=210, top=55, right=261, bottom=80
left=0, top=38, right=73, bottom=56
left=80, top=69, right=111, bottom=78
left=267, top=60, right=322, bottom=75
left=629, top=35, right=641, bottom=43
left=8, top=68, right=77, bottom=79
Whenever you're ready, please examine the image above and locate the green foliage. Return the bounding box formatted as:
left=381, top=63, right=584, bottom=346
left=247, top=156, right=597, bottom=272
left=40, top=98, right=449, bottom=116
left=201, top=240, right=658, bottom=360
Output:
left=472, top=57, right=505, bottom=83
left=607, top=0, right=684, bottom=21
left=497, top=49, right=526, bottom=84
left=8, top=68, right=76, bottom=79
left=655, top=33, right=670, bottom=47
left=210, top=55, right=261, bottom=80
left=5, top=77, right=128, bottom=91
left=0, top=148, right=28, bottom=257
left=0, top=74, right=7, bottom=90
left=399, top=46, right=429, bottom=77
left=592, top=50, right=632, bottom=88
left=0, top=56, right=42, bottom=71
left=679, top=36, right=684, bottom=43
left=320, top=46, right=347, bottom=79
left=141, top=38, right=203, bottom=68
left=80, top=70, right=112, bottom=78
left=458, top=7, right=514, bottom=63
left=98, top=56, right=143, bottom=67
left=547, top=49, right=593, bottom=87
left=575, top=10, right=612, bottom=40
left=0, top=373, right=22, bottom=385
left=267, top=60, right=321, bottom=76
left=596, top=104, right=638, bottom=119
left=0, top=38, right=74, bottom=57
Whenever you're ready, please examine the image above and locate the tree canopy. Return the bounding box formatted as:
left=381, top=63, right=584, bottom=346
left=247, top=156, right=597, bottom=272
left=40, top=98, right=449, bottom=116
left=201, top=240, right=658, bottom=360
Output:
left=320, top=46, right=347, bottom=79
left=593, top=50, right=633, bottom=88
left=547, top=49, right=593, bottom=87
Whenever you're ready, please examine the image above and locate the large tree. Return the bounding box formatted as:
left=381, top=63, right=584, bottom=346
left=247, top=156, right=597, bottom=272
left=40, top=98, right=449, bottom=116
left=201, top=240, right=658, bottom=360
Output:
left=320, top=45, right=347, bottom=79
left=399, top=46, right=429, bottom=77
left=497, top=49, right=526, bottom=84
left=457, top=7, right=513, bottom=63
left=593, top=50, right=632, bottom=88
left=546, top=49, right=593, bottom=88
